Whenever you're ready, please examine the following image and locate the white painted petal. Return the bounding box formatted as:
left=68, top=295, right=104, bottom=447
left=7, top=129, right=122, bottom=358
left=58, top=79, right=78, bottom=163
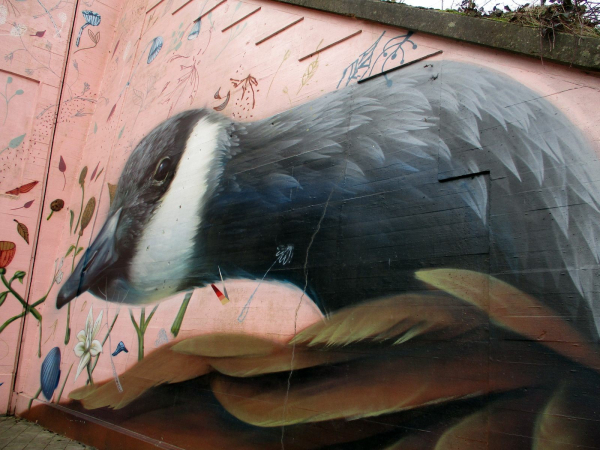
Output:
left=85, top=307, right=94, bottom=335
left=89, top=340, right=102, bottom=356
left=74, top=352, right=90, bottom=381
left=92, top=310, right=103, bottom=339
left=77, top=330, right=87, bottom=343
left=74, top=342, right=86, bottom=357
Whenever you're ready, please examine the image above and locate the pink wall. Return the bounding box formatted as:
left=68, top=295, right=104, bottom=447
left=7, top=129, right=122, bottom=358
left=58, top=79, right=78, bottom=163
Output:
left=2, top=0, right=600, bottom=448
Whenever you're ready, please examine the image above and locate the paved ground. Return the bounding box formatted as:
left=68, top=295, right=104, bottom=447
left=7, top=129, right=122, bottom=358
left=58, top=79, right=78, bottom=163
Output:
left=0, top=416, right=94, bottom=450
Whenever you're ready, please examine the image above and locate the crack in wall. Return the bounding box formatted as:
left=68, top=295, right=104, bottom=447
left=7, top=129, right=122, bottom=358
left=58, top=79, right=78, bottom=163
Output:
left=280, top=188, right=335, bottom=450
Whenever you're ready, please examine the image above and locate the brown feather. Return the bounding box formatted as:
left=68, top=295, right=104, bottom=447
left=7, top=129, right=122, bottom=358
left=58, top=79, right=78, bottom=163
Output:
left=416, top=269, right=600, bottom=372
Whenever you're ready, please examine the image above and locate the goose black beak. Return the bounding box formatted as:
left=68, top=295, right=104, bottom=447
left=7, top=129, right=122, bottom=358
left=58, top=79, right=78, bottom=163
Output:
left=56, top=208, right=122, bottom=309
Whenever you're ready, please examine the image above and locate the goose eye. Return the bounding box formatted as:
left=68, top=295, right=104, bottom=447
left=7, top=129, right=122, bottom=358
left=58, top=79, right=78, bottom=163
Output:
left=153, top=157, right=171, bottom=184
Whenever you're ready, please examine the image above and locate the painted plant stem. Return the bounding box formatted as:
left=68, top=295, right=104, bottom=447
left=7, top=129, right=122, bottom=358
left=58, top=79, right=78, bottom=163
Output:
left=28, top=386, right=42, bottom=410
left=54, top=363, right=73, bottom=404
left=88, top=311, right=119, bottom=376
left=65, top=175, right=87, bottom=345
left=170, top=291, right=192, bottom=337
left=130, top=305, right=158, bottom=361
left=0, top=269, right=55, bottom=357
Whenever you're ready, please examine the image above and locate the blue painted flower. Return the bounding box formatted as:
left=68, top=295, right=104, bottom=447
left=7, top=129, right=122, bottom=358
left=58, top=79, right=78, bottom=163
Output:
left=147, top=37, right=163, bottom=64
left=40, top=347, right=61, bottom=400
left=76, top=11, right=101, bottom=47
left=111, top=341, right=128, bottom=356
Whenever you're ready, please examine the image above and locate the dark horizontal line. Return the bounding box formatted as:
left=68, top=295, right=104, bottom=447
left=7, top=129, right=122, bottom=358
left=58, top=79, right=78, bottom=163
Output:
left=438, top=170, right=490, bottom=183
left=298, top=30, right=362, bottom=62
left=255, top=17, right=303, bottom=45
left=198, top=0, right=227, bottom=20
left=358, top=50, right=444, bottom=84
left=222, top=6, right=261, bottom=32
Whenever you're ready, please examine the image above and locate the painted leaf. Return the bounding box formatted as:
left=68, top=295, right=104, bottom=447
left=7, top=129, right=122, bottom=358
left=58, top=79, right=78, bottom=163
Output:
left=107, top=183, right=117, bottom=206
left=188, top=19, right=200, bottom=40
left=107, top=103, right=116, bottom=121
left=118, top=126, right=124, bottom=139
left=0, top=292, right=8, bottom=307
left=69, top=210, right=74, bottom=233
left=13, top=271, right=25, bottom=283
left=75, top=247, right=84, bottom=256
left=65, top=245, right=76, bottom=257
left=94, top=122, right=97, bottom=134
left=22, top=200, right=34, bottom=208
left=14, top=220, right=29, bottom=244
left=79, top=197, right=96, bottom=235
left=90, top=162, right=99, bottom=180
left=9, top=134, right=25, bottom=148
left=5, top=180, right=38, bottom=195
left=79, top=166, right=88, bottom=186
left=95, top=167, right=104, bottom=181
left=15, top=89, right=23, bottom=95
left=132, top=89, right=143, bottom=107
left=147, top=36, right=163, bottom=64
left=59, top=156, right=67, bottom=173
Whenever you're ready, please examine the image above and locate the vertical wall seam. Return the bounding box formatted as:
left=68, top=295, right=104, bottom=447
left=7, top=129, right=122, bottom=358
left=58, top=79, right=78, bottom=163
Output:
left=9, top=0, right=81, bottom=413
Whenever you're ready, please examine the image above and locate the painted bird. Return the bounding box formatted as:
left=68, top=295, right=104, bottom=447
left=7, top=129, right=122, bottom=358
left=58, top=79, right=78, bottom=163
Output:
left=57, top=61, right=600, bottom=340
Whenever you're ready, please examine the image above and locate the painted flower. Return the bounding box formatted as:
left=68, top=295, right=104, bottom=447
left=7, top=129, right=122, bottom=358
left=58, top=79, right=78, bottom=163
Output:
left=0, top=241, right=16, bottom=269
left=74, top=306, right=103, bottom=380
left=10, top=23, right=27, bottom=37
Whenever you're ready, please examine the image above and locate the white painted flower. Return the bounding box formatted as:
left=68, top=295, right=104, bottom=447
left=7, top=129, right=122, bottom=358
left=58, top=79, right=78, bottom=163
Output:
left=74, top=306, right=103, bottom=380
left=58, top=12, right=67, bottom=24
left=10, top=23, right=27, bottom=37
left=0, top=6, right=8, bottom=26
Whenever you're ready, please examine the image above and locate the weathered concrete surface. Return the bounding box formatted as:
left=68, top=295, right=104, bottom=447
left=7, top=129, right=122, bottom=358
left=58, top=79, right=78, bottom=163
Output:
left=0, top=416, right=93, bottom=450
left=274, top=0, right=600, bottom=71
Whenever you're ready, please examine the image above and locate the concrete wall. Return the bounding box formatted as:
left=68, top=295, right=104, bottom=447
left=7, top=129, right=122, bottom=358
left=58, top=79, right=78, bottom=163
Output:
left=3, top=0, right=600, bottom=448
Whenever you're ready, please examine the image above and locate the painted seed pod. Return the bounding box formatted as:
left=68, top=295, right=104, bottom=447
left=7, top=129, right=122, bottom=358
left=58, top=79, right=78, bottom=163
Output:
left=147, top=36, right=163, bottom=64
left=79, top=166, right=88, bottom=186
left=40, top=347, right=61, bottom=400
left=47, top=199, right=65, bottom=220
left=0, top=241, right=16, bottom=269
left=79, top=197, right=96, bottom=236
left=76, top=11, right=101, bottom=47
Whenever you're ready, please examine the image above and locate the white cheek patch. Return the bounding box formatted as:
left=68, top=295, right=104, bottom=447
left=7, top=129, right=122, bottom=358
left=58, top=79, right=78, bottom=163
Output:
left=130, top=118, right=222, bottom=298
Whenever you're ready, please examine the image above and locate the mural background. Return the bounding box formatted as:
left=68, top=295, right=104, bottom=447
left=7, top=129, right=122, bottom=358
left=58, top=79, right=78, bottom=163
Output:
left=0, top=0, right=599, bottom=448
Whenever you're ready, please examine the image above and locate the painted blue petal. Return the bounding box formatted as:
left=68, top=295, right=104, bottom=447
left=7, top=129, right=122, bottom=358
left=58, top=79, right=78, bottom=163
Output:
left=147, top=36, right=163, bottom=64
left=112, top=341, right=128, bottom=356
left=82, top=11, right=101, bottom=26
left=188, top=20, right=201, bottom=40
left=40, top=347, right=61, bottom=400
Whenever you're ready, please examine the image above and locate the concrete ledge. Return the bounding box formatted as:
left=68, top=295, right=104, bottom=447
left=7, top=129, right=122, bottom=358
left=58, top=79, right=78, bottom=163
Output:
left=273, top=0, right=600, bottom=71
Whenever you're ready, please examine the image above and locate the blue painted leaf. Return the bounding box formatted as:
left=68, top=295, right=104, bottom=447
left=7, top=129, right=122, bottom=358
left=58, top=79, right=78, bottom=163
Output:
left=40, top=347, right=61, bottom=400
left=147, top=37, right=163, bottom=64
left=188, top=20, right=200, bottom=40
left=6, top=77, right=12, bottom=84
left=15, top=90, right=23, bottom=95
left=9, top=134, right=25, bottom=148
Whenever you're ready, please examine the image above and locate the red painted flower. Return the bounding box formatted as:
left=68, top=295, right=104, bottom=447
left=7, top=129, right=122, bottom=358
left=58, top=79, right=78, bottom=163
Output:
left=0, top=241, right=16, bottom=268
